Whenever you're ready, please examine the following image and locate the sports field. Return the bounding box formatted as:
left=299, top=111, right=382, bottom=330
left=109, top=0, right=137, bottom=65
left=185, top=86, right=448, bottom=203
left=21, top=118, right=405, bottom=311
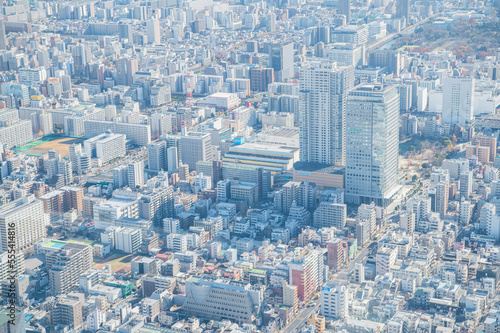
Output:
left=15, top=135, right=85, bottom=157
left=93, top=253, right=133, bottom=272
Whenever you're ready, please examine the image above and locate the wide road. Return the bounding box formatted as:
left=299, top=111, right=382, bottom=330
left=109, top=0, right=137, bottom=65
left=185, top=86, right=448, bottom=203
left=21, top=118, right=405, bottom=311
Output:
left=283, top=302, right=320, bottom=333
left=336, top=242, right=378, bottom=281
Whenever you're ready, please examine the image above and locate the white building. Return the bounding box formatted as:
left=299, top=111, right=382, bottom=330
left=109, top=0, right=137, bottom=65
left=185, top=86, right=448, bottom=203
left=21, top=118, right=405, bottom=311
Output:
left=0, top=195, right=48, bottom=253
left=114, top=227, right=142, bottom=253
left=163, top=218, right=180, bottom=234
left=84, top=132, right=126, bottom=164
left=321, top=281, right=348, bottom=320
left=328, top=43, right=364, bottom=67
left=128, top=161, right=145, bottom=188
left=197, top=92, right=240, bottom=110
left=299, top=61, right=354, bottom=166
left=146, top=19, right=161, bottom=45
left=442, top=76, right=475, bottom=127
left=166, top=233, right=187, bottom=252
left=376, top=246, right=397, bottom=276
left=313, top=202, right=346, bottom=229
left=0, top=119, right=32, bottom=148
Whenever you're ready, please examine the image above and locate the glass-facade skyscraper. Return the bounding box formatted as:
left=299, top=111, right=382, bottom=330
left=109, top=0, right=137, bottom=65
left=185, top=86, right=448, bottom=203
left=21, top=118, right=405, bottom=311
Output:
left=345, top=84, right=400, bottom=207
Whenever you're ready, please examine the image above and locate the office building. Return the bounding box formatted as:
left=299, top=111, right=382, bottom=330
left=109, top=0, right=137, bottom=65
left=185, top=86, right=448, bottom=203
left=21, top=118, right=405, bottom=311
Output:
left=182, top=277, right=264, bottom=323
left=472, top=135, right=497, bottom=162
left=0, top=195, right=47, bottom=253
left=223, top=142, right=299, bottom=173
left=358, top=203, right=377, bottom=238
left=337, top=0, right=351, bottom=24
left=249, top=67, right=274, bottom=92
left=321, top=282, right=348, bottom=320
left=480, top=203, right=496, bottom=233
left=442, top=76, right=475, bottom=127
left=345, top=84, right=400, bottom=207
left=230, top=181, right=259, bottom=207
left=328, top=43, right=364, bottom=68
left=167, top=147, right=179, bottom=173
left=116, top=58, right=138, bottom=86
left=222, top=162, right=271, bottom=200
left=435, top=182, right=449, bottom=218
left=442, top=159, right=468, bottom=179
left=269, top=41, right=294, bottom=82
left=330, top=25, right=368, bottom=46
left=396, top=0, right=410, bottom=23
left=179, top=132, right=213, bottom=170
left=459, top=198, right=472, bottom=225
left=299, top=61, right=354, bottom=166
left=58, top=159, right=73, bottom=186
left=368, top=50, right=402, bottom=76
left=113, top=165, right=129, bottom=188
left=118, top=23, right=133, bottom=42
left=356, top=221, right=371, bottom=248
left=147, top=19, right=161, bottom=45
left=148, top=141, right=166, bottom=172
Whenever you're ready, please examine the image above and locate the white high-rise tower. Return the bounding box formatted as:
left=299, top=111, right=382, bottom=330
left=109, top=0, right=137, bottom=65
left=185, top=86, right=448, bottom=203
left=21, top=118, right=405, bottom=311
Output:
left=299, top=61, right=354, bottom=166
left=442, top=76, right=474, bottom=127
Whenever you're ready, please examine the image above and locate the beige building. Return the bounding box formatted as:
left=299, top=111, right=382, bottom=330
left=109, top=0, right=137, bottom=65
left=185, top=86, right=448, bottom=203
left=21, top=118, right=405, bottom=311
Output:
left=52, top=296, right=83, bottom=330
left=307, top=314, right=326, bottom=333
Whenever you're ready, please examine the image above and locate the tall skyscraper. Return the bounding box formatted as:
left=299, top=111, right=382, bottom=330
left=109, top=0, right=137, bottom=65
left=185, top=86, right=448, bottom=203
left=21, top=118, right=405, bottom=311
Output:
left=396, top=0, right=410, bottom=23
left=116, top=58, right=138, bottom=86
left=72, top=44, right=91, bottom=77
left=337, top=0, right=351, bottom=24
left=345, top=84, right=400, bottom=207
left=147, top=140, right=166, bottom=172
left=442, top=76, right=475, bottom=127
left=299, top=61, right=354, bottom=166
left=118, top=23, right=133, bottom=43
left=167, top=147, right=179, bottom=173
left=269, top=41, right=294, bottom=82
left=147, top=19, right=161, bottom=45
